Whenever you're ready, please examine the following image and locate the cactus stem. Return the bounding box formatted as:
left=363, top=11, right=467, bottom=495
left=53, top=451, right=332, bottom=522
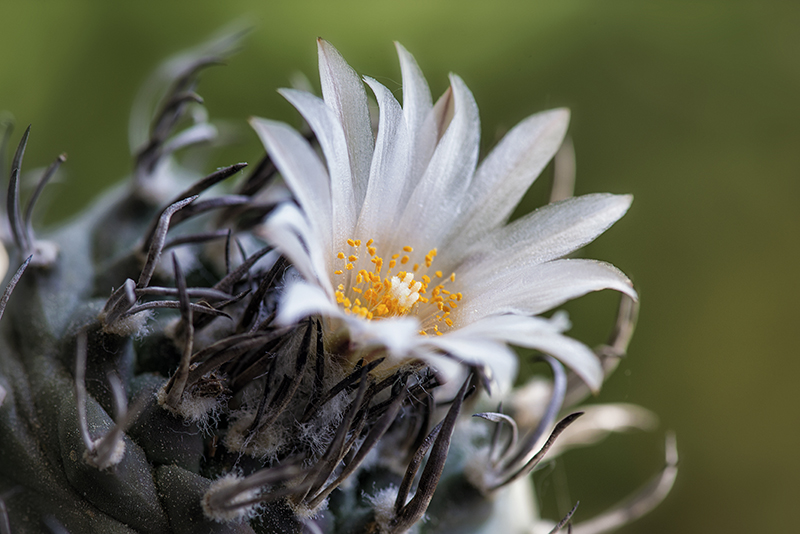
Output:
left=300, top=357, right=384, bottom=424
left=163, top=254, right=194, bottom=409
left=488, top=412, right=584, bottom=492
left=23, top=152, right=65, bottom=246
left=237, top=255, right=287, bottom=333
left=73, top=331, right=140, bottom=470
left=136, top=285, right=233, bottom=301
left=0, top=255, right=31, bottom=322
left=248, top=322, right=311, bottom=437
left=204, top=459, right=310, bottom=521
left=6, top=126, right=30, bottom=253
left=298, top=366, right=371, bottom=505
left=307, top=383, right=408, bottom=509
left=134, top=55, right=230, bottom=185
left=137, top=196, right=197, bottom=288
left=389, top=376, right=472, bottom=534
left=213, top=244, right=273, bottom=295
left=472, top=411, right=519, bottom=466
left=499, top=356, right=567, bottom=474
left=140, top=162, right=248, bottom=253
left=163, top=228, right=231, bottom=250
left=548, top=501, right=580, bottom=534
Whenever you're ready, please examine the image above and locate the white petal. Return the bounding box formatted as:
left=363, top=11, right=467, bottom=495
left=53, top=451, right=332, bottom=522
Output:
left=249, top=118, right=332, bottom=252
left=356, top=77, right=412, bottom=239
left=279, top=88, right=356, bottom=249
left=426, top=335, right=518, bottom=396
left=395, top=42, right=436, bottom=180
left=396, top=74, right=480, bottom=254
left=317, top=39, right=374, bottom=211
left=459, top=259, right=637, bottom=324
left=457, top=193, right=632, bottom=275
left=450, top=314, right=602, bottom=391
left=346, top=315, right=420, bottom=358
left=430, top=85, right=455, bottom=142
left=446, top=108, right=570, bottom=252
left=276, top=281, right=340, bottom=326
left=258, top=205, right=332, bottom=295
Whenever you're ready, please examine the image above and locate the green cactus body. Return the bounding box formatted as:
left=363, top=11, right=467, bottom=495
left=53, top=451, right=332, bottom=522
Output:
left=0, top=33, right=675, bottom=534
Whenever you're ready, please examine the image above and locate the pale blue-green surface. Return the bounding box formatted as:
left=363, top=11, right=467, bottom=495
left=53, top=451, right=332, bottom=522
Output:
left=1, top=2, right=798, bottom=532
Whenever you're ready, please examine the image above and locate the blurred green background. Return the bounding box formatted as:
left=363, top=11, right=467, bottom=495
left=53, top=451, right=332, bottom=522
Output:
left=2, top=1, right=798, bottom=532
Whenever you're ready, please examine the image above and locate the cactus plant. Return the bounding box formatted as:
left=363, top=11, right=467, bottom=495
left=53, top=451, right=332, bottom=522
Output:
left=0, top=32, right=676, bottom=534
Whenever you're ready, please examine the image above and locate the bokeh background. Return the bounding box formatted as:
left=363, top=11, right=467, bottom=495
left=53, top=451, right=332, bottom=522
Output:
left=1, top=2, right=798, bottom=532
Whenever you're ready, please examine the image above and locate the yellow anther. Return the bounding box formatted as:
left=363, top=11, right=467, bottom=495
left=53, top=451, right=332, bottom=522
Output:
left=333, top=237, right=461, bottom=331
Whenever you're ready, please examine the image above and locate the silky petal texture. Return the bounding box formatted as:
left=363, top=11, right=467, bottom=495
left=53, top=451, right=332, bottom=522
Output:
left=430, top=85, right=455, bottom=143
left=356, top=77, right=412, bottom=239
left=249, top=118, right=332, bottom=253
left=425, top=335, right=519, bottom=396
left=255, top=42, right=636, bottom=392
left=446, top=109, right=570, bottom=253
left=458, top=259, right=636, bottom=326
left=345, top=315, right=420, bottom=359
left=395, top=42, right=436, bottom=181
left=279, top=88, right=356, bottom=250
left=258, top=205, right=332, bottom=295
left=276, top=280, right=342, bottom=326
left=455, top=193, right=632, bottom=276
left=395, top=74, right=480, bottom=256
left=317, top=39, right=374, bottom=210
left=455, top=315, right=603, bottom=391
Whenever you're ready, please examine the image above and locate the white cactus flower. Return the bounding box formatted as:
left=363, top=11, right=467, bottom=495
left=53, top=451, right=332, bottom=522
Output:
left=252, top=39, right=636, bottom=394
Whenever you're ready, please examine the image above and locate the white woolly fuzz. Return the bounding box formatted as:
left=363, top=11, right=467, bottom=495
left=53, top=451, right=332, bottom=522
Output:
left=30, top=240, right=59, bottom=268
left=155, top=381, right=225, bottom=431
left=100, top=309, right=153, bottom=337
left=85, top=437, right=126, bottom=470
left=365, top=486, right=419, bottom=534
left=287, top=496, right=328, bottom=520
left=224, top=410, right=290, bottom=462
left=202, top=472, right=260, bottom=523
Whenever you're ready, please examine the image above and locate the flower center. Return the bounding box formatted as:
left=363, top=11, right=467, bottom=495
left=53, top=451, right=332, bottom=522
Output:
left=333, top=239, right=462, bottom=335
